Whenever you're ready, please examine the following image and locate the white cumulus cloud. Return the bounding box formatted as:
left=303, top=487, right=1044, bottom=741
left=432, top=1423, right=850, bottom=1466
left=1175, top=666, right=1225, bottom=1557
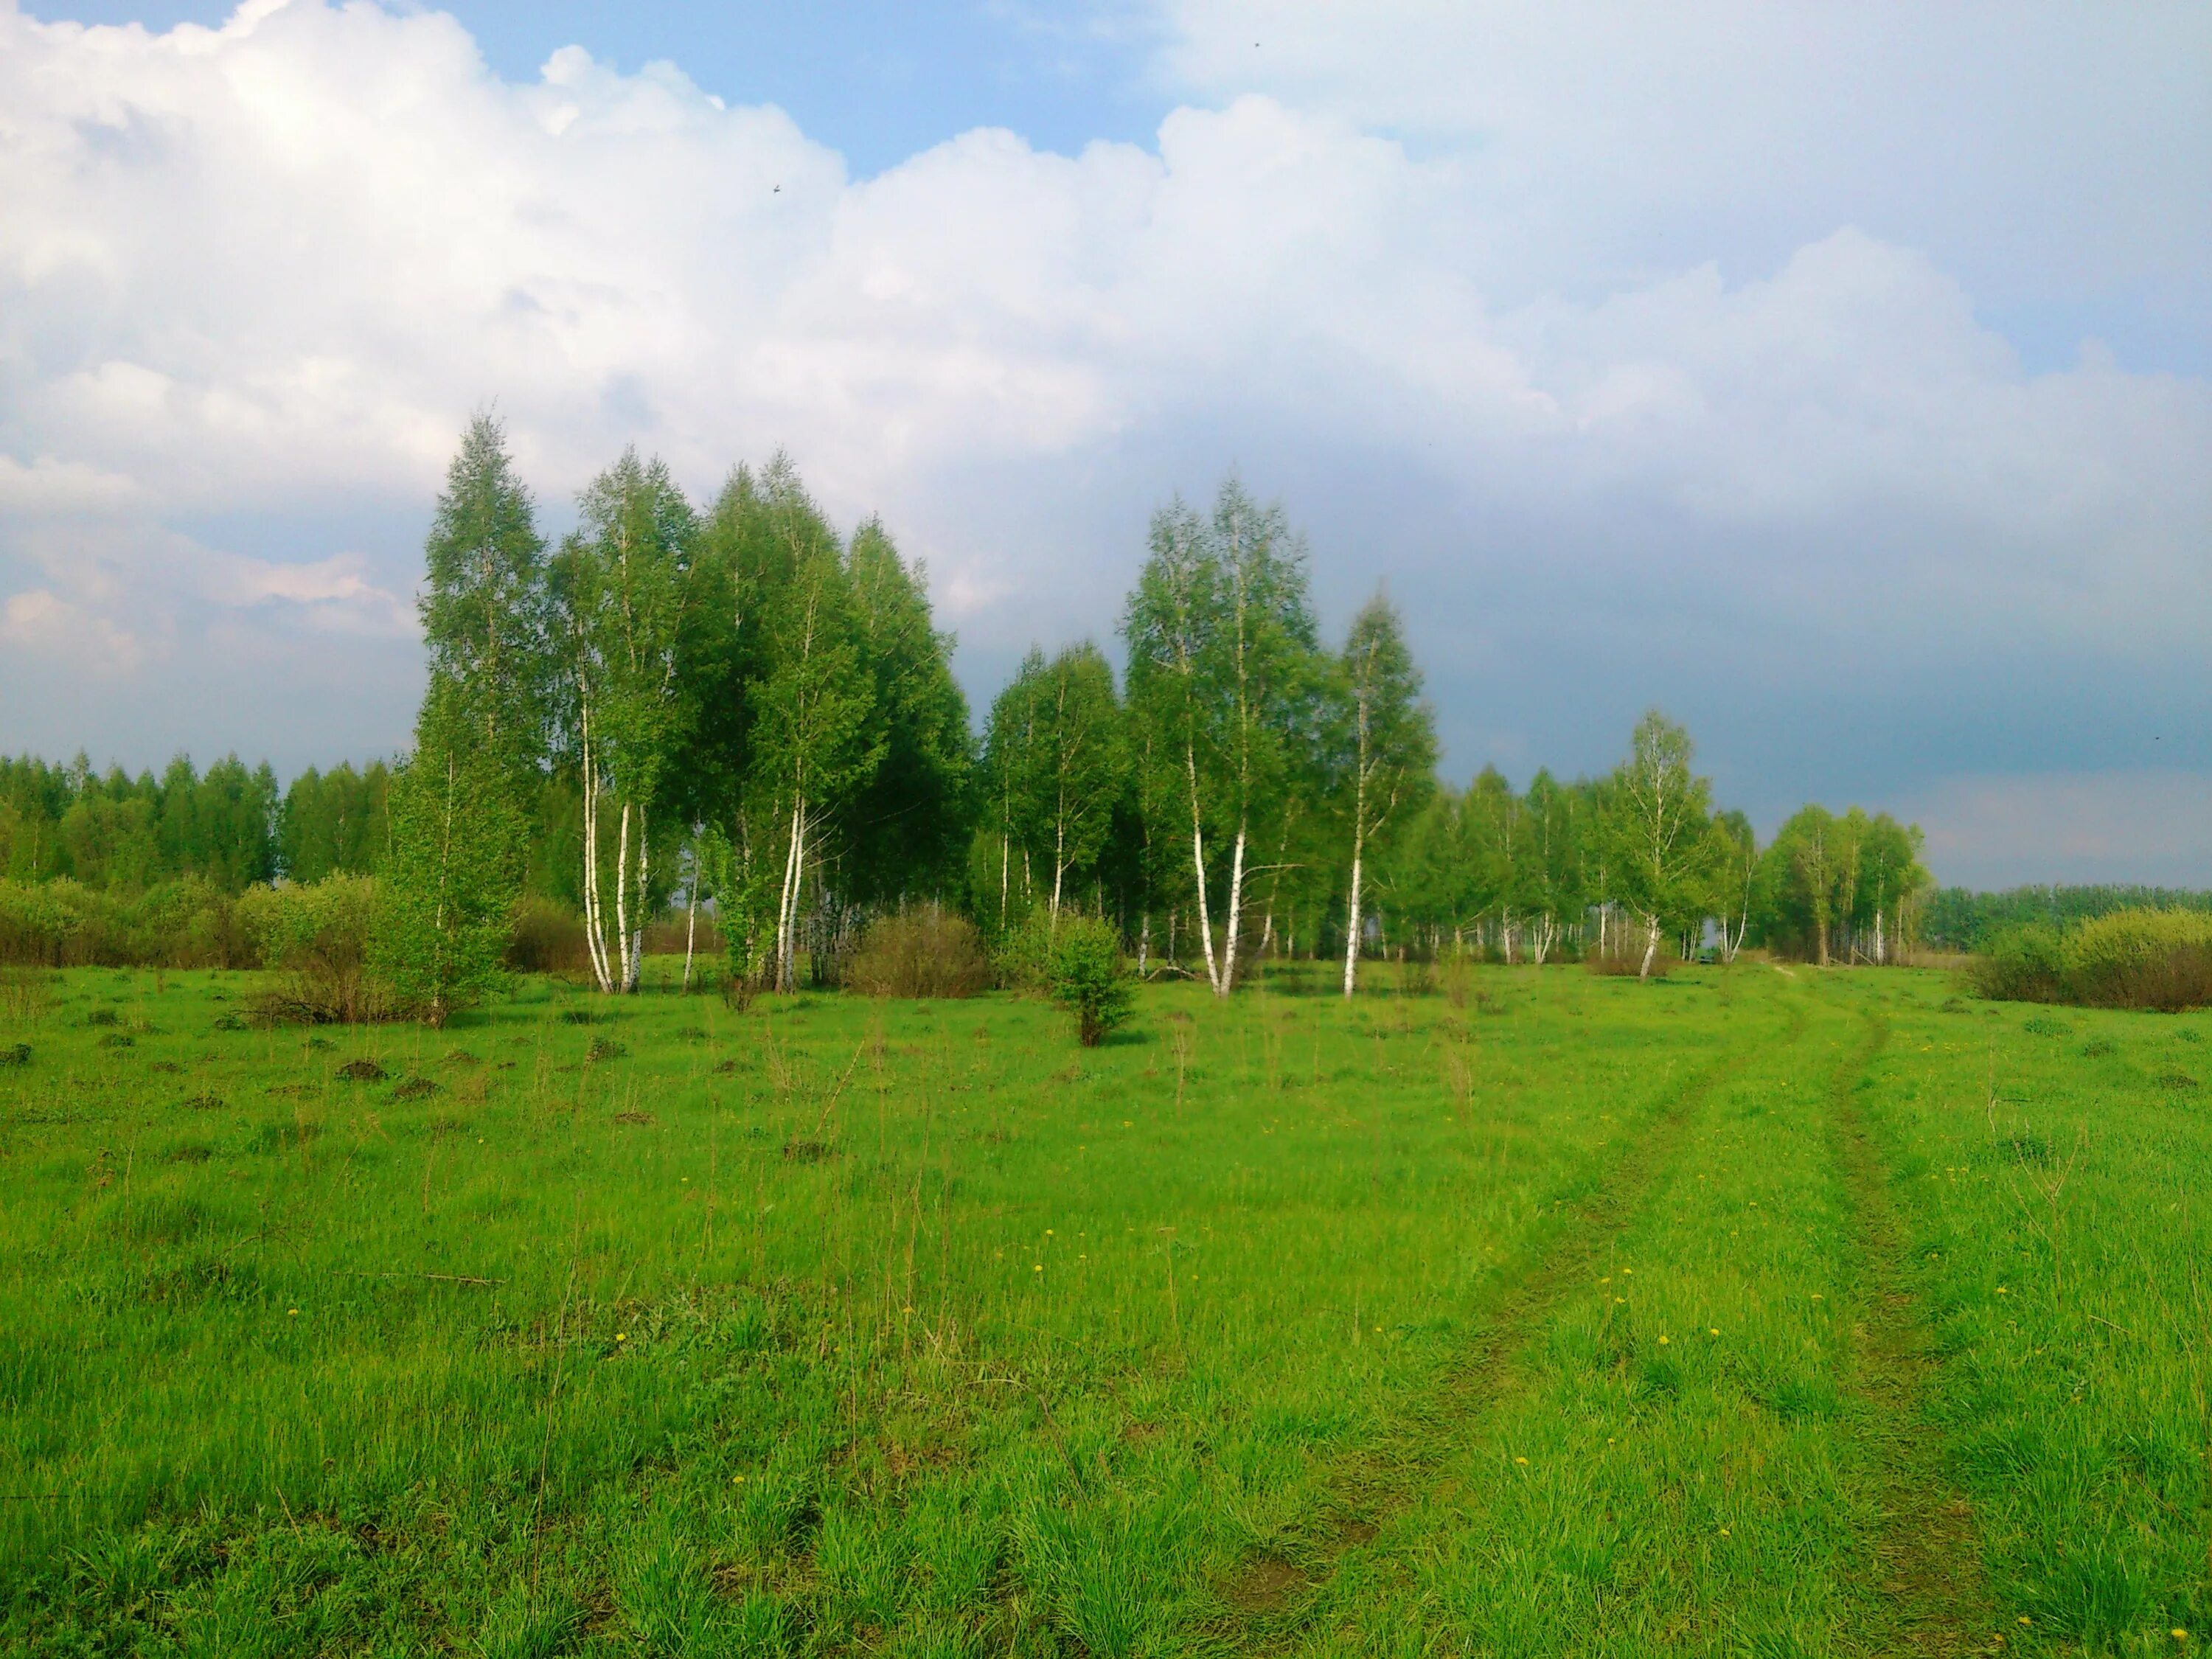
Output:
left=0, top=0, right=2205, bottom=881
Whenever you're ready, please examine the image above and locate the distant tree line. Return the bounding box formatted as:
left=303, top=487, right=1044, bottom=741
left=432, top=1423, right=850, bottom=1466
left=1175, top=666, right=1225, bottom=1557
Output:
left=40, top=415, right=2157, bottom=1001
left=1923, top=885, right=2212, bottom=953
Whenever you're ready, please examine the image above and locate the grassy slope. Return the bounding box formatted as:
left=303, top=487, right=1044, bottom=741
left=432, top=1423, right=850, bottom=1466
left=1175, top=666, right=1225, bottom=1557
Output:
left=0, top=964, right=2203, bottom=1656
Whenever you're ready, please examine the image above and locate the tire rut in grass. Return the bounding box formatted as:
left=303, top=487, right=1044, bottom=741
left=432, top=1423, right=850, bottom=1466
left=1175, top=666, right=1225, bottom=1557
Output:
left=1218, top=1004, right=1808, bottom=1638
left=1826, top=1007, right=1997, bottom=1655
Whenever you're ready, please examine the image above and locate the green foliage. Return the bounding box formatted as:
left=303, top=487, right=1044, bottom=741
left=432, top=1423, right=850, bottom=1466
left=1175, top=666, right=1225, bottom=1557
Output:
left=1594, top=711, right=1714, bottom=978
left=276, top=762, right=391, bottom=882
left=552, top=448, right=706, bottom=993
left=1755, top=804, right=1926, bottom=964
left=371, top=719, right=526, bottom=1025
left=846, top=906, right=990, bottom=998
left=419, top=412, right=552, bottom=771
left=1925, top=883, right=2212, bottom=951
left=982, top=644, right=1130, bottom=928
left=0, top=752, right=275, bottom=892
left=840, top=517, right=973, bottom=906
left=0, top=877, right=254, bottom=968
left=1971, top=908, right=2212, bottom=1011
left=1045, top=916, right=1134, bottom=1046
left=237, top=874, right=383, bottom=1025
left=1121, top=479, right=1325, bottom=995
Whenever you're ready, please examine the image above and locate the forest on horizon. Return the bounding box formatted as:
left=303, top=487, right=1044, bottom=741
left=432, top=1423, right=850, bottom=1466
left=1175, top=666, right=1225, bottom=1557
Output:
left=4, top=417, right=2202, bottom=992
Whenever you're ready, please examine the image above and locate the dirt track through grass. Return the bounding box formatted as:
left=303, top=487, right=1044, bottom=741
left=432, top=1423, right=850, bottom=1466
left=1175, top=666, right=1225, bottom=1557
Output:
left=1219, top=1000, right=1809, bottom=1641
left=6, top=966, right=2207, bottom=1654
left=1824, top=1005, right=1997, bottom=1654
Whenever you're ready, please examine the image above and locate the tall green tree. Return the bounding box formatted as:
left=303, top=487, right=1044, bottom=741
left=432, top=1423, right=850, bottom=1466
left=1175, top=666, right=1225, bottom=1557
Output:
left=552, top=450, right=703, bottom=994
left=1122, top=479, right=1323, bottom=997
left=372, top=683, right=526, bottom=1024
left=1024, top=643, right=1127, bottom=922
left=1522, top=768, right=1585, bottom=964
left=419, top=412, right=551, bottom=768
left=841, top=516, right=972, bottom=907
left=1600, top=711, right=1715, bottom=981
left=746, top=542, right=878, bottom=991
left=1334, top=592, right=1434, bottom=995
left=981, top=650, right=1047, bottom=930
left=1707, top=808, right=1759, bottom=962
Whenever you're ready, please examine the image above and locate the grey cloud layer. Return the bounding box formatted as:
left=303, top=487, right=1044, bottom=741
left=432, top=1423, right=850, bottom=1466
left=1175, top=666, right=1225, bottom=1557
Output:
left=1, top=0, right=2206, bottom=883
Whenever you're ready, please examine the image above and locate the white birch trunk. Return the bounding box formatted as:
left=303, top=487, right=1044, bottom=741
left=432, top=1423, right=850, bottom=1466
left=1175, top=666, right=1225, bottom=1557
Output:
left=625, top=808, right=648, bottom=994
left=1186, top=743, right=1221, bottom=993
left=1219, top=823, right=1248, bottom=998
left=1342, top=839, right=1364, bottom=998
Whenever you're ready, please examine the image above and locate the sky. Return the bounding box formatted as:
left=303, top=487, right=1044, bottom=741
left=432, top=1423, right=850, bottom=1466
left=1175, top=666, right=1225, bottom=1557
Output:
left=1, top=0, right=2208, bottom=888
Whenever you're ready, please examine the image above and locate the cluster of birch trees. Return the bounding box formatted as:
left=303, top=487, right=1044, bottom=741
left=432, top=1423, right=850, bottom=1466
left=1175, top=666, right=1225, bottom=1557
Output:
left=381, top=422, right=1930, bottom=1001
left=388, top=419, right=969, bottom=1004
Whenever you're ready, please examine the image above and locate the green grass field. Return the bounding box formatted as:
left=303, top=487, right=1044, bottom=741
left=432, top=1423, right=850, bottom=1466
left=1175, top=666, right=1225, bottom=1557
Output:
left=1, top=963, right=2205, bottom=1656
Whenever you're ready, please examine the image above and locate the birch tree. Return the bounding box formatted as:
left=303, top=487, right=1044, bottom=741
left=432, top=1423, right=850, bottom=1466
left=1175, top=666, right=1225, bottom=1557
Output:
left=1122, top=480, right=1321, bottom=998
left=1123, top=500, right=1222, bottom=984
left=1708, top=808, right=1758, bottom=962
left=1600, top=711, right=1715, bottom=981
left=1522, top=768, right=1585, bottom=965
left=747, top=546, right=878, bottom=992
left=551, top=451, right=701, bottom=995
left=1335, top=592, right=1434, bottom=995
left=1026, top=643, right=1128, bottom=922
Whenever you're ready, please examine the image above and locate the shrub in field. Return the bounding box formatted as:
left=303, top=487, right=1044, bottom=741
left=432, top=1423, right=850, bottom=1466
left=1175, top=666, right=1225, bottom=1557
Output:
left=848, top=907, right=990, bottom=999
left=1968, top=909, right=2212, bottom=1012
left=507, top=896, right=591, bottom=975
left=371, top=732, right=527, bottom=1026
left=0, top=877, right=253, bottom=969
left=992, top=912, right=1057, bottom=994
left=0, top=966, right=51, bottom=1024
left=238, top=876, right=388, bottom=1024
left=1966, top=924, right=2070, bottom=1004
left=1585, top=944, right=1674, bottom=979
left=2067, top=909, right=2212, bottom=1011
left=1046, top=917, right=1134, bottom=1046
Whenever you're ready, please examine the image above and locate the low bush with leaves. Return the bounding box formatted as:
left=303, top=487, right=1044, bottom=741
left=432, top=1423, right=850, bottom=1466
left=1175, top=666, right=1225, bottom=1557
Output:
left=237, top=876, right=389, bottom=1024
left=847, top=906, right=990, bottom=999
left=1968, top=908, right=2212, bottom=1012
left=1046, top=917, right=1134, bottom=1047
left=0, top=877, right=255, bottom=970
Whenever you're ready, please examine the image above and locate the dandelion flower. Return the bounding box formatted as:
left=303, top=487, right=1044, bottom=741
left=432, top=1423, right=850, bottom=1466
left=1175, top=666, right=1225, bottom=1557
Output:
left=1034, top=1265, right=1043, bottom=1272
left=1996, top=1286, right=2009, bottom=1295
left=287, top=1308, right=299, bottom=1317
left=616, top=1333, right=627, bottom=1342
left=1719, top=1528, right=1730, bottom=1537
left=1658, top=1335, right=1670, bottom=1344
left=1514, top=1456, right=1528, bottom=1465
left=1708, top=1328, right=1719, bottom=1336
left=2019, top=1617, right=2032, bottom=1626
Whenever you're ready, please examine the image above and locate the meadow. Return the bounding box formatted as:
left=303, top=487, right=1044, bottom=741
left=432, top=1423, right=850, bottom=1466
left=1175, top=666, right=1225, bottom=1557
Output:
left=0, top=962, right=2205, bottom=1657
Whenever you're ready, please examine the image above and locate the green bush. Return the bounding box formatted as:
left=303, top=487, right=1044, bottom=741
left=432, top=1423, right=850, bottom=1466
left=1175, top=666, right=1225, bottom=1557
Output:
left=991, top=911, right=1057, bottom=995
left=1967, top=908, right=2212, bottom=1012
left=1966, top=924, right=2070, bottom=1004
left=1046, top=917, right=1134, bottom=1047
left=506, top=896, right=590, bottom=975
left=0, top=878, right=253, bottom=969
left=2066, top=909, right=2212, bottom=1012
left=237, top=876, right=388, bottom=1023
left=849, top=906, right=990, bottom=999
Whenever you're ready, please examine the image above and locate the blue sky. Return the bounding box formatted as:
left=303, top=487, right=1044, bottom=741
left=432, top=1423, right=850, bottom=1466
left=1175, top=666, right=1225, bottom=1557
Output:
left=40, top=1, right=1170, bottom=173
left=2, top=0, right=2208, bottom=885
